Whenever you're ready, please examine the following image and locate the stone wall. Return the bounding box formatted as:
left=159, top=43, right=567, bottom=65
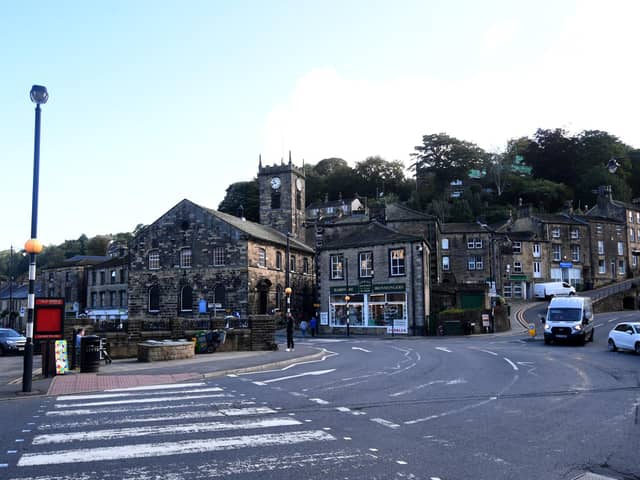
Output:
left=137, top=341, right=195, bottom=362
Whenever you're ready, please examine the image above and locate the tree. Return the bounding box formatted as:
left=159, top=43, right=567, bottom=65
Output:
left=314, top=158, right=348, bottom=176
left=217, top=180, right=260, bottom=222
left=410, top=133, right=485, bottom=194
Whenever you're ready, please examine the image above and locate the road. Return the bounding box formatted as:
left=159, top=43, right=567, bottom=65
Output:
left=1, top=310, right=639, bottom=480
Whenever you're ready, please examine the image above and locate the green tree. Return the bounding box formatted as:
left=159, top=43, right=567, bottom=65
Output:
left=217, top=180, right=260, bottom=222
left=86, top=235, right=111, bottom=256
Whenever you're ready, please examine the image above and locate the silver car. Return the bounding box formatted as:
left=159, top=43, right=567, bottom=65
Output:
left=607, top=322, right=640, bottom=354
left=0, top=328, right=27, bottom=355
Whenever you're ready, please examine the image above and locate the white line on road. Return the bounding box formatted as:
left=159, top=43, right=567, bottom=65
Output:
left=479, top=349, right=498, bottom=356
left=56, top=387, right=223, bottom=402
left=309, top=398, right=330, bottom=405
left=45, top=400, right=248, bottom=417
left=435, top=347, right=452, bottom=353
left=351, top=347, right=371, bottom=353
left=18, top=430, right=336, bottom=466
left=336, top=407, right=351, bottom=413
left=253, top=369, right=336, bottom=384
left=405, top=397, right=497, bottom=425
left=105, top=382, right=206, bottom=392
left=390, top=379, right=466, bottom=397
left=371, top=418, right=400, bottom=429
left=503, top=358, right=519, bottom=371
left=53, top=394, right=233, bottom=409
left=33, top=417, right=302, bottom=445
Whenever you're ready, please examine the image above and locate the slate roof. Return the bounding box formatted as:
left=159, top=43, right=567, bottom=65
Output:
left=0, top=283, right=44, bottom=299
left=44, top=255, right=110, bottom=269
left=440, top=223, right=489, bottom=234
left=530, top=213, right=586, bottom=225
left=385, top=203, right=435, bottom=222
left=320, top=221, right=423, bottom=250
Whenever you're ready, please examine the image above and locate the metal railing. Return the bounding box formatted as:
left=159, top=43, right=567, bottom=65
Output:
left=94, top=319, right=128, bottom=333
left=588, top=278, right=638, bottom=302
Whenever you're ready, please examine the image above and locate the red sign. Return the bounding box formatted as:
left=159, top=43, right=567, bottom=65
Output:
left=34, top=298, right=65, bottom=340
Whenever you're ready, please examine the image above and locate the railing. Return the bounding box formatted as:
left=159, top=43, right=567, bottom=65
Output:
left=94, top=319, right=128, bottom=333
left=141, top=319, right=171, bottom=331
left=224, top=316, right=250, bottom=329
left=589, top=278, right=638, bottom=302
left=181, top=318, right=215, bottom=330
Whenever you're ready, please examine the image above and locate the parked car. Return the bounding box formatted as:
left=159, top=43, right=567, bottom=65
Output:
left=534, top=281, right=576, bottom=300
left=607, top=322, right=640, bottom=354
left=0, top=328, right=27, bottom=355
left=542, top=296, right=594, bottom=345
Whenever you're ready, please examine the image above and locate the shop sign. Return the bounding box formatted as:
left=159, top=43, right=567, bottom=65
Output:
left=372, top=283, right=405, bottom=293
left=509, top=274, right=528, bottom=281
left=386, top=319, right=408, bottom=334
left=330, top=283, right=405, bottom=295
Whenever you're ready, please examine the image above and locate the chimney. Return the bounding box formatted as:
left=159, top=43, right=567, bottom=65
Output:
left=237, top=204, right=245, bottom=221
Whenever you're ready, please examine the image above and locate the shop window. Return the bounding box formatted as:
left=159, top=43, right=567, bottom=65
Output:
left=389, top=248, right=406, bottom=276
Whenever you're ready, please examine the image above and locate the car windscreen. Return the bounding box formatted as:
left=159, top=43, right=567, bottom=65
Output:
left=0, top=329, right=21, bottom=337
left=547, top=308, right=581, bottom=322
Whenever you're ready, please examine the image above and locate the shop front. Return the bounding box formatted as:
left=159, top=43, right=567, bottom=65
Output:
left=328, top=283, right=408, bottom=334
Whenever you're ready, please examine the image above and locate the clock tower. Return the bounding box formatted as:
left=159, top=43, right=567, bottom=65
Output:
left=258, top=152, right=306, bottom=242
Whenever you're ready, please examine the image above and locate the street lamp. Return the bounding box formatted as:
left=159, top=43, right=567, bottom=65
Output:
left=607, top=158, right=620, bottom=174
left=285, top=287, right=292, bottom=315
left=22, top=84, right=48, bottom=394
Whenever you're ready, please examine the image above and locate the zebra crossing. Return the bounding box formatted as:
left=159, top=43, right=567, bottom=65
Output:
left=7, top=381, right=380, bottom=479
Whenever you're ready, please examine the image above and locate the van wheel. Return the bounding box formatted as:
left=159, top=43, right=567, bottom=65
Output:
left=608, top=339, right=617, bottom=352
left=544, top=338, right=551, bottom=345
left=635, top=342, right=640, bottom=355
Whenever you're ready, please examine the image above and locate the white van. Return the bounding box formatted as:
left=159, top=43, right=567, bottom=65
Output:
left=542, top=296, right=594, bottom=345
left=533, top=281, right=576, bottom=300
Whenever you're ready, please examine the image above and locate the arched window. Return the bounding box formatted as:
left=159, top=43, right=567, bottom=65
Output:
left=180, top=285, right=193, bottom=312
left=148, top=285, right=160, bottom=313
left=276, top=284, right=283, bottom=312
left=214, top=284, right=226, bottom=307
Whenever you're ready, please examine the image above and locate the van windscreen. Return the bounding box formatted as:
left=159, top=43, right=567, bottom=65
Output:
left=548, top=308, right=581, bottom=322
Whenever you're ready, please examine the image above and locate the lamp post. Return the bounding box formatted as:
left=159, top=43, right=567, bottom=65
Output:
left=285, top=287, right=292, bottom=315
left=8, top=245, right=14, bottom=329
left=22, top=85, right=48, bottom=394
left=344, top=257, right=350, bottom=336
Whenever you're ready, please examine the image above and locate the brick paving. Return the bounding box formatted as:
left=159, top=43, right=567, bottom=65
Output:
left=47, top=372, right=203, bottom=396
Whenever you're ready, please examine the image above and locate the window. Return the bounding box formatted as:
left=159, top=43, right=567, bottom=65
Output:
left=120, top=269, right=126, bottom=283
left=596, top=224, right=603, bottom=234
left=512, top=242, right=522, bottom=254
left=330, top=254, right=344, bottom=280
left=258, top=248, right=266, bottom=267
left=180, top=248, right=192, bottom=268
left=442, top=256, right=450, bottom=271
left=468, top=255, right=483, bottom=270
left=180, top=285, right=193, bottom=312
left=598, top=240, right=605, bottom=255
left=100, top=271, right=106, bottom=285
left=359, top=252, right=373, bottom=278
left=571, top=245, right=580, bottom=262
left=390, top=248, right=406, bottom=276
left=275, top=285, right=283, bottom=311
left=513, top=261, right=522, bottom=273
left=148, top=285, right=160, bottom=312
left=148, top=251, right=160, bottom=270
left=533, top=243, right=541, bottom=258
left=551, top=227, right=561, bottom=238
left=296, top=191, right=302, bottom=211
left=119, top=290, right=126, bottom=307
left=212, top=247, right=225, bottom=266
left=503, top=283, right=512, bottom=298
left=303, top=258, right=309, bottom=274
left=598, top=259, right=606, bottom=274
left=552, top=244, right=561, bottom=261
left=629, top=211, right=634, bottom=223
left=91, top=292, right=97, bottom=307
left=290, top=255, right=296, bottom=272
left=637, top=212, right=640, bottom=224
left=570, top=229, right=579, bottom=240
left=630, top=228, right=636, bottom=242
left=99, top=292, right=105, bottom=307
left=533, top=261, right=541, bottom=278
left=616, top=225, right=623, bottom=236
left=618, top=259, right=626, bottom=275
left=441, top=238, right=449, bottom=250
left=276, top=251, right=282, bottom=270
left=214, top=285, right=226, bottom=307
left=110, top=270, right=117, bottom=284
left=110, top=291, right=116, bottom=306
left=617, top=242, right=624, bottom=256
left=271, top=191, right=281, bottom=209
left=633, top=255, right=638, bottom=268
left=467, top=238, right=482, bottom=249
left=91, top=271, right=97, bottom=285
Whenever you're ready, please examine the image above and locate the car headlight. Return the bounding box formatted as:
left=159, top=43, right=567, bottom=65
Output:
left=544, top=323, right=551, bottom=331
left=574, top=324, right=582, bottom=331
left=6, top=339, right=16, bottom=344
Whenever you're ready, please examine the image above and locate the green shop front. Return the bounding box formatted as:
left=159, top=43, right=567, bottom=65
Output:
left=328, top=283, right=408, bottom=334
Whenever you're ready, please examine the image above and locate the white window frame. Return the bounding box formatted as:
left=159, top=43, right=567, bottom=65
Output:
left=571, top=245, right=580, bottom=262
left=570, top=229, right=579, bottom=240
left=148, top=251, right=160, bottom=270
left=513, top=261, right=522, bottom=273
left=598, top=240, right=605, bottom=255
left=390, top=249, right=406, bottom=276
left=512, top=242, right=521, bottom=254
left=359, top=252, right=373, bottom=278
left=598, top=259, right=606, bottom=274
left=617, top=242, right=624, bottom=256
left=552, top=244, right=561, bottom=261
left=596, top=224, right=603, bottom=234
left=212, top=247, right=225, bottom=267
left=551, top=227, right=561, bottom=239
left=180, top=248, right=192, bottom=268
left=468, top=255, right=483, bottom=271
left=630, top=228, right=636, bottom=242
left=441, top=238, right=449, bottom=250
left=258, top=248, right=266, bottom=268
left=330, top=254, right=344, bottom=280
left=533, top=243, right=541, bottom=258
left=533, top=261, right=541, bottom=278
left=618, top=259, right=626, bottom=275
left=442, top=256, right=450, bottom=271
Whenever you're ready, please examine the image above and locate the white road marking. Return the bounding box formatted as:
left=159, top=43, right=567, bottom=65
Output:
left=18, top=430, right=336, bottom=466
left=53, top=393, right=233, bottom=408
left=390, top=378, right=466, bottom=397
left=371, top=418, right=400, bottom=429
left=33, top=417, right=302, bottom=445
left=240, top=349, right=338, bottom=375
left=309, top=398, right=330, bottom=405
left=397, top=460, right=408, bottom=465
left=405, top=397, right=497, bottom=425
left=40, top=406, right=274, bottom=429
left=56, top=387, right=223, bottom=401
left=105, top=382, right=206, bottom=392
left=352, top=347, right=371, bottom=353
left=435, top=347, right=451, bottom=353
left=45, top=400, right=246, bottom=417
left=254, top=369, right=335, bottom=384
left=336, top=407, right=351, bottom=413
left=503, top=357, right=519, bottom=371
left=479, top=349, right=498, bottom=356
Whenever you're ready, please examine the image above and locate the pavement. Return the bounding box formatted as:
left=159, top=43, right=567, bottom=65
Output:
left=0, top=301, right=537, bottom=401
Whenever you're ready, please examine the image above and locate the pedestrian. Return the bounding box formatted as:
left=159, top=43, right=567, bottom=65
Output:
left=309, top=316, right=317, bottom=337
left=286, top=313, right=295, bottom=351
left=300, top=318, right=308, bottom=337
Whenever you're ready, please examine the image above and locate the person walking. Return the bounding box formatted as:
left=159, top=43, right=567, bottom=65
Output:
left=309, top=315, right=317, bottom=337
left=286, top=313, right=295, bottom=351
left=300, top=319, right=308, bottom=337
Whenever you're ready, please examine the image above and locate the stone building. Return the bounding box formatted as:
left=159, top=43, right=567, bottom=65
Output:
left=317, top=221, right=430, bottom=335
left=86, top=254, right=129, bottom=326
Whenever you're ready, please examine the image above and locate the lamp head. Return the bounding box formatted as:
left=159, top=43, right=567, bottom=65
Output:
left=607, top=158, right=619, bottom=174
left=285, top=287, right=292, bottom=296
left=30, top=85, right=49, bottom=105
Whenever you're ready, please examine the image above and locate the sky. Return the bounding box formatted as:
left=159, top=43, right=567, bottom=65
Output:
left=2, top=0, right=639, bottom=251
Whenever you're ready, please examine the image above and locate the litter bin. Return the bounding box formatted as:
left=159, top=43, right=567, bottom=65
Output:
left=80, top=335, right=101, bottom=373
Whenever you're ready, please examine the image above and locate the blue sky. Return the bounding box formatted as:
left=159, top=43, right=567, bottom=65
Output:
left=2, top=0, right=638, bottom=251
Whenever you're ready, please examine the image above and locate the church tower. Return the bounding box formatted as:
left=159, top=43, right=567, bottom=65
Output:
left=258, top=152, right=306, bottom=242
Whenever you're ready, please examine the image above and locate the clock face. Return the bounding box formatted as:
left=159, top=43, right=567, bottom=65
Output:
left=270, top=177, right=281, bottom=190
left=296, top=178, right=303, bottom=191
